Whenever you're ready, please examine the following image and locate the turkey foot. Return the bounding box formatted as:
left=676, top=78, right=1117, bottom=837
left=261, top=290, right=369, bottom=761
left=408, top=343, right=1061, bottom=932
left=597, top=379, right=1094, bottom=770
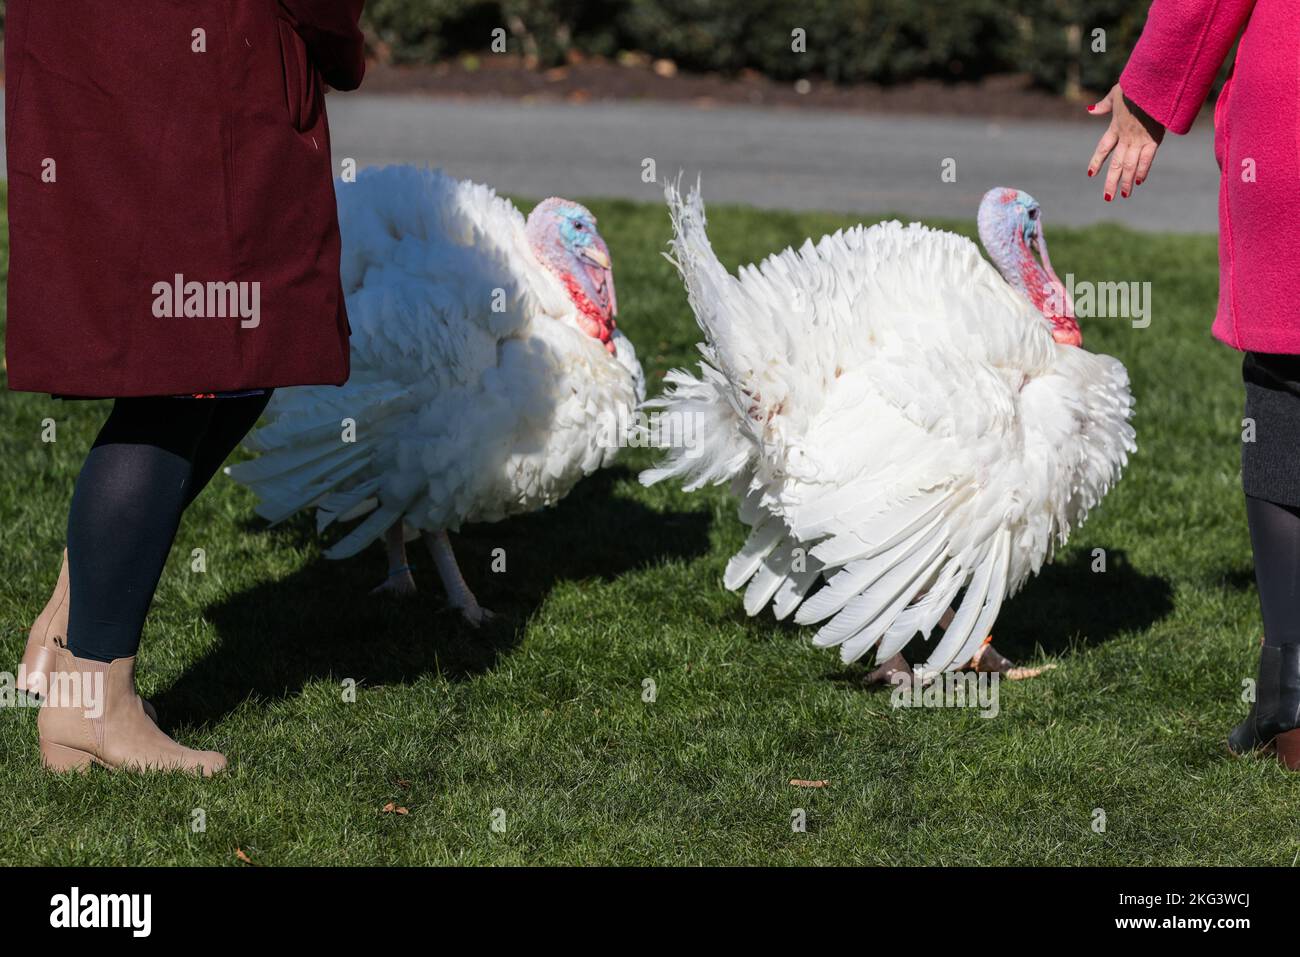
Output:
left=370, top=568, right=417, bottom=596
left=424, top=530, right=496, bottom=627
left=867, top=643, right=1051, bottom=685
left=371, top=523, right=418, bottom=596
left=937, top=606, right=1051, bottom=680
left=867, top=607, right=1053, bottom=684
left=967, top=638, right=1055, bottom=680
left=866, top=653, right=914, bottom=687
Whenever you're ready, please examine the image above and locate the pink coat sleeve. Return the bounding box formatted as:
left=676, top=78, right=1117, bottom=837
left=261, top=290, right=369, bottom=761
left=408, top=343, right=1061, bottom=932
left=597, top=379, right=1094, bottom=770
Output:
left=1118, top=0, right=1256, bottom=134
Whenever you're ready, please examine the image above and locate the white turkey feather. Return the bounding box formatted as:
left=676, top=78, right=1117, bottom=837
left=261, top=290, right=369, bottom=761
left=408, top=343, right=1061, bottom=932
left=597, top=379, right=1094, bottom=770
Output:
left=723, top=517, right=786, bottom=592
left=642, top=180, right=1135, bottom=670
left=229, top=166, right=644, bottom=558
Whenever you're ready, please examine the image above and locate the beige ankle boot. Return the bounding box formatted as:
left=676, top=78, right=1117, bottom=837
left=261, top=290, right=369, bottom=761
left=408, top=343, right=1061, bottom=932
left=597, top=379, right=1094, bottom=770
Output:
left=20, top=550, right=157, bottom=723
left=37, top=646, right=226, bottom=776
left=19, top=549, right=70, bottom=698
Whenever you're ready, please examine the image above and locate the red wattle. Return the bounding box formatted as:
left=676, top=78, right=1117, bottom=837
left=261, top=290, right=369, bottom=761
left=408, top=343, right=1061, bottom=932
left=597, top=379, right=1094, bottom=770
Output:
left=560, top=271, right=617, bottom=354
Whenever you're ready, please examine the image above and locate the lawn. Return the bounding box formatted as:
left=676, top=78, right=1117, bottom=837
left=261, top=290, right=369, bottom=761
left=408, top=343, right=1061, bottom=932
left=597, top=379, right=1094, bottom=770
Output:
left=0, top=185, right=1288, bottom=866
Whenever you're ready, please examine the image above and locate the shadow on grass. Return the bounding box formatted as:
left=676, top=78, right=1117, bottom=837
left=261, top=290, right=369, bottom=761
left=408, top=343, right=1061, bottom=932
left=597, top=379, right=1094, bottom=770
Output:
left=974, top=548, right=1174, bottom=660
left=1213, top=565, right=1257, bottom=594
left=155, top=466, right=711, bottom=726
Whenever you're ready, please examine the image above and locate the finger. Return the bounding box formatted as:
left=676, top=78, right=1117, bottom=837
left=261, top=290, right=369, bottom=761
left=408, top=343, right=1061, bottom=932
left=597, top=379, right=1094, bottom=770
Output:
left=1134, top=142, right=1158, bottom=187
left=1088, top=125, right=1119, bottom=178
left=1104, top=145, right=1126, bottom=202
left=1088, top=97, right=1113, bottom=116
left=1118, top=143, right=1140, bottom=198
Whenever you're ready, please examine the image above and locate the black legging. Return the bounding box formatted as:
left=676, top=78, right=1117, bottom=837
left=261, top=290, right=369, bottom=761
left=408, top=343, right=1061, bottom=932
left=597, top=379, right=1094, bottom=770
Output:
left=66, top=392, right=273, bottom=662
left=1247, top=495, right=1300, bottom=647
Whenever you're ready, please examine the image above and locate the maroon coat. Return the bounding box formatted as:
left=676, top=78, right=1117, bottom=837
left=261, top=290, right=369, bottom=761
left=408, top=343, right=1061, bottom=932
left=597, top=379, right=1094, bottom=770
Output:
left=4, top=1, right=365, bottom=396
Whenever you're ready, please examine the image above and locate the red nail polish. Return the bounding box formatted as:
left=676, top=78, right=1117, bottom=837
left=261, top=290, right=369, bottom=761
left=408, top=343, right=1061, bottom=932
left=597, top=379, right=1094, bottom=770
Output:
left=1087, top=105, right=1096, bottom=112
left=1136, top=177, right=1144, bottom=185
left=1104, top=193, right=1112, bottom=202
left=1121, top=190, right=1129, bottom=198
left=1087, top=168, right=1094, bottom=177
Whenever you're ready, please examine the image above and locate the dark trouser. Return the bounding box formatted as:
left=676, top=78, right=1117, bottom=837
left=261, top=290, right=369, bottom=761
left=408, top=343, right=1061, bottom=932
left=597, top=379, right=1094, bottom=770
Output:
left=66, top=392, right=273, bottom=663
left=1243, top=353, right=1300, bottom=647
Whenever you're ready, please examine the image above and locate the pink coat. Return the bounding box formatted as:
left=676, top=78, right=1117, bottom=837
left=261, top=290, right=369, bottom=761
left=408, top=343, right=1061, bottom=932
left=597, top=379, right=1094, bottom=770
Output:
left=1120, top=0, right=1296, bottom=353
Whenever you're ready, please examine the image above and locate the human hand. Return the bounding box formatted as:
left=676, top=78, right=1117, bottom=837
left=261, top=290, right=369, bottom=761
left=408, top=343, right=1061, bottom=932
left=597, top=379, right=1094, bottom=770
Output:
left=1087, top=84, right=1166, bottom=201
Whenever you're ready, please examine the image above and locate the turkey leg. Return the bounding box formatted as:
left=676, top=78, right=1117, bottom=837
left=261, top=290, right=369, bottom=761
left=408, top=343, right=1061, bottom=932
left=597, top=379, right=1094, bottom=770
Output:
left=424, top=530, right=495, bottom=627
left=370, top=522, right=418, bottom=596
left=867, top=608, right=1051, bottom=685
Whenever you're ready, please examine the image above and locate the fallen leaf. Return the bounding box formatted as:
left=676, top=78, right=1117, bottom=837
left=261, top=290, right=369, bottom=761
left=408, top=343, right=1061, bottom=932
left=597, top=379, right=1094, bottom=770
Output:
left=381, top=802, right=410, bottom=815
left=235, top=848, right=254, bottom=865
left=790, top=779, right=829, bottom=788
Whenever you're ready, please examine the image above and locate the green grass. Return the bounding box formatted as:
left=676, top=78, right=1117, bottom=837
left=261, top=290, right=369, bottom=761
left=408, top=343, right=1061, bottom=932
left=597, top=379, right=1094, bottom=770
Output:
left=0, top=187, right=1288, bottom=866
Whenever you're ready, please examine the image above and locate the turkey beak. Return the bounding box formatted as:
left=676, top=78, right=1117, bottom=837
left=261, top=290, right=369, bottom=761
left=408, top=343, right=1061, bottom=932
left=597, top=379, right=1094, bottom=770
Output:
left=579, top=244, right=611, bottom=271
left=579, top=241, right=618, bottom=318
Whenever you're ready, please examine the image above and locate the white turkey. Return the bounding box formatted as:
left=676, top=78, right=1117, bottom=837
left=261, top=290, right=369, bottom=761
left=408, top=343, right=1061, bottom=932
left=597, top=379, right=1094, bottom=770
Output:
left=228, top=166, right=645, bottom=624
left=641, top=182, right=1135, bottom=683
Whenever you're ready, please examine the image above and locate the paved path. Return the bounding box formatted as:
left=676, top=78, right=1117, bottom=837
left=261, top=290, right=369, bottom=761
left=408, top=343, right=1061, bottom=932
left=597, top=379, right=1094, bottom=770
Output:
left=327, top=96, right=1219, bottom=232
left=0, top=95, right=1221, bottom=231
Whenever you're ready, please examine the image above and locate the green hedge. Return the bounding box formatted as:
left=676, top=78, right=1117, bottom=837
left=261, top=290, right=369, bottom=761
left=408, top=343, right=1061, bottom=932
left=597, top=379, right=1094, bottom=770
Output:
left=1016, top=0, right=1147, bottom=95
left=361, top=0, right=1153, bottom=91
left=362, top=0, right=619, bottom=65
left=0, top=3, right=1156, bottom=92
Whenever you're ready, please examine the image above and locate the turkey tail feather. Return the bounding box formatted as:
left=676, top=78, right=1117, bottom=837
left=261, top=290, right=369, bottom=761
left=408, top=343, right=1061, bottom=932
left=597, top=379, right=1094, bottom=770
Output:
left=639, top=180, right=760, bottom=492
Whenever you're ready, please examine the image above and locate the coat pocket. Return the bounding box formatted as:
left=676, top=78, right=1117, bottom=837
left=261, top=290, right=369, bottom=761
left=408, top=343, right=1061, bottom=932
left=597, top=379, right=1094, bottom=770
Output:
left=1213, top=73, right=1233, bottom=172
left=276, top=16, right=322, bottom=133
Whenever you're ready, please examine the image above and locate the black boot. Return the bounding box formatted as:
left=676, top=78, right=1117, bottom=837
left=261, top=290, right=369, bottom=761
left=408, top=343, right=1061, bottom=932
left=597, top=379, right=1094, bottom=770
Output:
left=1228, top=645, right=1300, bottom=767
